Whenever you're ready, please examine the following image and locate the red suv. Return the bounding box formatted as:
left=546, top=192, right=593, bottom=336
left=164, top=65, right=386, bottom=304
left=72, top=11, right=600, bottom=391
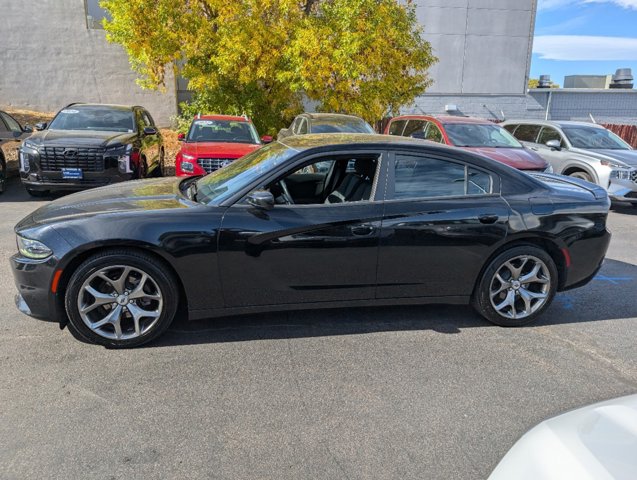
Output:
left=175, top=115, right=272, bottom=176
left=385, top=115, right=550, bottom=172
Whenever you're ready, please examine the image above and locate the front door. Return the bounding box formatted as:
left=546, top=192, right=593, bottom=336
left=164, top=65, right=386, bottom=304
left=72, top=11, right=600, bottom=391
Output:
left=376, top=152, right=510, bottom=299
left=218, top=154, right=385, bottom=307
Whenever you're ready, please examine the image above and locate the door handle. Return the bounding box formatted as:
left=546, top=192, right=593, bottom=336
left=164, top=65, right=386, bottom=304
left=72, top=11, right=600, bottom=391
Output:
left=478, top=214, right=499, bottom=224
left=350, top=225, right=376, bottom=236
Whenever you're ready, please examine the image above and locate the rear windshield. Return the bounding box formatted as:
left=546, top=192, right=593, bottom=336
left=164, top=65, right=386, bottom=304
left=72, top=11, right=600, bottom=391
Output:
left=49, top=107, right=135, bottom=133
left=312, top=118, right=375, bottom=134
left=445, top=123, right=522, bottom=148
left=187, top=119, right=260, bottom=144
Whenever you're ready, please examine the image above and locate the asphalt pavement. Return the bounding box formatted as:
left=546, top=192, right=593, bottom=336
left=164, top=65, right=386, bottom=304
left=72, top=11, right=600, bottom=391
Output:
left=1, top=177, right=636, bottom=480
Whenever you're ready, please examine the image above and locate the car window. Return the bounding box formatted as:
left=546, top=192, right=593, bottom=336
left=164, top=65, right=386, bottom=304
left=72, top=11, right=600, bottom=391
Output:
left=393, top=155, right=492, bottom=200
left=537, top=127, right=563, bottom=147
left=0, top=112, right=21, bottom=133
left=445, top=123, right=522, bottom=148
left=425, top=123, right=444, bottom=143
left=503, top=124, right=517, bottom=134
left=141, top=110, right=155, bottom=127
left=290, top=117, right=301, bottom=134
left=512, top=124, right=541, bottom=143
left=311, top=117, right=374, bottom=134
left=0, top=115, right=8, bottom=132
left=49, top=106, right=136, bottom=132
left=403, top=120, right=427, bottom=139
left=297, top=118, right=308, bottom=135
left=562, top=126, right=631, bottom=150
left=187, top=119, right=260, bottom=144
left=388, top=120, right=407, bottom=136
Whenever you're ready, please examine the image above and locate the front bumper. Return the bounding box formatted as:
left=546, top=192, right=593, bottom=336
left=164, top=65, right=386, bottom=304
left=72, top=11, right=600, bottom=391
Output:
left=11, top=253, right=62, bottom=322
left=608, top=178, right=637, bottom=203
left=20, top=168, right=134, bottom=191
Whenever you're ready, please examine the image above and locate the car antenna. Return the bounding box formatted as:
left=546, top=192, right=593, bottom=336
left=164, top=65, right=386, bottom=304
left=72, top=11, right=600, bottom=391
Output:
left=197, top=112, right=201, bottom=119
left=589, top=113, right=597, bottom=124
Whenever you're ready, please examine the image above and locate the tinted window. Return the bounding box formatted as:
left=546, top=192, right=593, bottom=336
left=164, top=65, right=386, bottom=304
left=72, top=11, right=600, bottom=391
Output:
left=0, top=116, right=8, bottom=132
left=537, top=127, right=563, bottom=146
left=503, top=124, right=517, bottom=134
left=388, top=120, right=407, bottom=136
left=512, top=124, right=541, bottom=143
left=297, top=119, right=308, bottom=135
left=311, top=117, right=374, bottom=134
left=467, top=168, right=492, bottom=195
left=425, top=123, right=444, bottom=143
left=0, top=112, right=21, bottom=133
left=394, top=156, right=463, bottom=199
left=141, top=110, right=155, bottom=127
left=403, top=120, right=427, bottom=139
left=49, top=106, right=135, bottom=132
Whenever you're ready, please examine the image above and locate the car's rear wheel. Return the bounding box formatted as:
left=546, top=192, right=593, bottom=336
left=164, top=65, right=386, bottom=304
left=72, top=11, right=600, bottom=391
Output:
left=568, top=170, right=593, bottom=183
left=473, top=246, right=558, bottom=327
left=65, top=250, right=178, bottom=348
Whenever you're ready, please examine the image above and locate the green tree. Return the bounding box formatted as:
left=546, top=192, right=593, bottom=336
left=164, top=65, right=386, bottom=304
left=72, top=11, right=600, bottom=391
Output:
left=101, top=0, right=436, bottom=134
left=528, top=78, right=560, bottom=89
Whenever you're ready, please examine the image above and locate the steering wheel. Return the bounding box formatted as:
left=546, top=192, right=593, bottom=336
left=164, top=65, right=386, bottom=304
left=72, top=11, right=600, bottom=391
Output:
left=279, top=179, right=295, bottom=205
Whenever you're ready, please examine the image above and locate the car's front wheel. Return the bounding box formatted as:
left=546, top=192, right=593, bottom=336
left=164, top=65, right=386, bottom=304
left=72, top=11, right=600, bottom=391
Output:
left=473, top=246, right=558, bottom=327
left=65, top=250, right=178, bottom=348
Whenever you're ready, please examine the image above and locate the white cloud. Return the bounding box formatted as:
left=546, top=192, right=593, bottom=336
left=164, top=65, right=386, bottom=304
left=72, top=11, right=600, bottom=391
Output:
left=534, top=35, right=637, bottom=60
left=538, top=0, right=637, bottom=10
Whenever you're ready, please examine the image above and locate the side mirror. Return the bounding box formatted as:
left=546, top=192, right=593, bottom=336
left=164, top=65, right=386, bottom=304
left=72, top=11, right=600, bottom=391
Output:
left=177, top=132, right=186, bottom=141
left=261, top=135, right=273, bottom=144
left=34, top=122, right=47, bottom=131
left=546, top=139, right=561, bottom=151
left=143, top=126, right=158, bottom=136
left=23, top=124, right=33, bottom=133
left=247, top=190, right=274, bottom=210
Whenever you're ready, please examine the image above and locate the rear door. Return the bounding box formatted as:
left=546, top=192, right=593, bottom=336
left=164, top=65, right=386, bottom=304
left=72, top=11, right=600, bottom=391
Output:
left=376, top=151, right=510, bottom=299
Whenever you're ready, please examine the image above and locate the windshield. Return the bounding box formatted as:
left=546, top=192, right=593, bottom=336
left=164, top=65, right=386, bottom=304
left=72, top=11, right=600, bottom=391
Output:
left=196, top=141, right=295, bottom=204
left=445, top=123, right=522, bottom=148
left=49, top=107, right=135, bottom=132
left=187, top=119, right=260, bottom=144
left=312, top=118, right=375, bottom=134
left=562, top=126, right=631, bottom=150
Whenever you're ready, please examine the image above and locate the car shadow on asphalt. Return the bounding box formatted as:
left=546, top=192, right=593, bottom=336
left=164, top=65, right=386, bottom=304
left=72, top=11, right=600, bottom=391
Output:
left=611, top=202, right=637, bottom=215
left=148, top=258, right=637, bottom=348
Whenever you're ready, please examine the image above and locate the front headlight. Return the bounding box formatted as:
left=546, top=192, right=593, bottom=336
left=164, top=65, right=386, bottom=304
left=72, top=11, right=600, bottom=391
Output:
left=19, top=141, right=40, bottom=173
left=544, top=165, right=554, bottom=174
left=17, top=235, right=53, bottom=259
left=601, top=159, right=628, bottom=169
left=106, top=145, right=133, bottom=173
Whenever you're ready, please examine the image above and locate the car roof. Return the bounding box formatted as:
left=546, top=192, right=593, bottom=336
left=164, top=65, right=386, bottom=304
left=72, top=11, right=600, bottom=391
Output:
left=503, top=119, right=605, bottom=129
left=392, top=114, right=494, bottom=125
left=194, top=115, right=250, bottom=122
left=64, top=103, right=136, bottom=111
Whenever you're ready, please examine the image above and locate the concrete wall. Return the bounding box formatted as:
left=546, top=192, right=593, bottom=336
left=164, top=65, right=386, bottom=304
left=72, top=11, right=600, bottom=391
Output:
left=415, top=0, right=536, bottom=95
left=0, top=0, right=177, bottom=126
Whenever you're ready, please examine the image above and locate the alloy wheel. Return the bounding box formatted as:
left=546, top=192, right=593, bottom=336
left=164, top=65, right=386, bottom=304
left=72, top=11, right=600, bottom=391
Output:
left=489, top=255, right=551, bottom=320
left=77, top=265, right=163, bottom=340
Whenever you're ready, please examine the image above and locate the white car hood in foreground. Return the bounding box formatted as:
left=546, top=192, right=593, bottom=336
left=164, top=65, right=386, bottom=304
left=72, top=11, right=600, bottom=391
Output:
left=489, top=394, right=637, bottom=480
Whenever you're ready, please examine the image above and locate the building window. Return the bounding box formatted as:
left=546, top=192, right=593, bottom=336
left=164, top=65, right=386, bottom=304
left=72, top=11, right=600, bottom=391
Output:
left=84, top=0, right=110, bottom=29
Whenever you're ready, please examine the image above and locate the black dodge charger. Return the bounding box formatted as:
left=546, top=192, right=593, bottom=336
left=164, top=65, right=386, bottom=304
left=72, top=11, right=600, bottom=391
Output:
left=12, top=134, right=611, bottom=348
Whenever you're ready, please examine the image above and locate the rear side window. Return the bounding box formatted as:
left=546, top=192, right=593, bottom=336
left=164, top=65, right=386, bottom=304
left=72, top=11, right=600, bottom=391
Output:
left=403, top=120, right=427, bottom=139
left=393, top=155, right=492, bottom=199
left=388, top=120, right=407, bottom=136
left=503, top=124, right=517, bottom=134
left=512, top=124, right=541, bottom=142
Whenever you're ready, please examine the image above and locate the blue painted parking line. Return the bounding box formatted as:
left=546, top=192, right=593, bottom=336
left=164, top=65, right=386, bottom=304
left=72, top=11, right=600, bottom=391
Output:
left=592, top=274, right=633, bottom=285
left=555, top=295, right=575, bottom=310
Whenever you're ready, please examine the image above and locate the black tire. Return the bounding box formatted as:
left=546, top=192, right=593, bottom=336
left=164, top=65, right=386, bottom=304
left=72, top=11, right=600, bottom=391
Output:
left=568, top=170, right=593, bottom=183
left=26, top=188, right=49, bottom=197
left=472, top=245, right=558, bottom=327
left=65, top=250, right=179, bottom=348
left=0, top=157, right=5, bottom=194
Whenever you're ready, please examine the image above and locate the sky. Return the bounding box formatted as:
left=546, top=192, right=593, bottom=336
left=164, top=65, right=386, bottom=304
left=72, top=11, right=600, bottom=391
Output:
left=531, top=0, right=637, bottom=85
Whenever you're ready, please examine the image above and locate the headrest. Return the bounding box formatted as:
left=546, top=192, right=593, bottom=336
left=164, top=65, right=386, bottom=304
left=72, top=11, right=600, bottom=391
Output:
left=354, top=159, right=375, bottom=179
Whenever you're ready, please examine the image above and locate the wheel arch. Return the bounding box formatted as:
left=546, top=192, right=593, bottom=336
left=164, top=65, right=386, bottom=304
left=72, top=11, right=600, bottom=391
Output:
left=562, top=163, right=599, bottom=183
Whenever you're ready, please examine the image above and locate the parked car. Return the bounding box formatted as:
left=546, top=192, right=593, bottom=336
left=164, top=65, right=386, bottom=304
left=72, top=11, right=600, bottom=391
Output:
left=277, top=113, right=375, bottom=140
left=19, top=103, right=163, bottom=196
left=0, top=110, right=33, bottom=193
left=385, top=115, right=550, bottom=172
left=175, top=115, right=271, bottom=176
left=489, top=394, right=637, bottom=479
left=12, top=134, right=610, bottom=348
left=503, top=120, right=637, bottom=206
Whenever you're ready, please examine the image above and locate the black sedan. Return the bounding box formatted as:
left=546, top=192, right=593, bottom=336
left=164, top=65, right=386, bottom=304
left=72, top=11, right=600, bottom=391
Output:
left=12, top=134, right=611, bottom=348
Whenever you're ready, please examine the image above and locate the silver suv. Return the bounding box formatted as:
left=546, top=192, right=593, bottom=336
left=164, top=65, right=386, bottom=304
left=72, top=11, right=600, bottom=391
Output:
left=502, top=120, right=637, bottom=206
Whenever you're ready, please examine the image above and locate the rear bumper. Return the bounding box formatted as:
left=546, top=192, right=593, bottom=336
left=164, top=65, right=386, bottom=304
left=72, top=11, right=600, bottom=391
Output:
left=10, top=253, right=62, bottom=322
left=561, top=228, right=612, bottom=291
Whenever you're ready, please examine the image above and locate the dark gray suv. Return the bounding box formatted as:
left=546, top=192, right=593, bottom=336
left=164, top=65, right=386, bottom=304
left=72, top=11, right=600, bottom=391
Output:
left=0, top=110, right=33, bottom=193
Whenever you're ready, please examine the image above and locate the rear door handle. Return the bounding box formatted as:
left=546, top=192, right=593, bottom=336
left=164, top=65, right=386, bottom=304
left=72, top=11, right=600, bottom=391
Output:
left=478, top=214, right=499, bottom=224
left=350, top=225, right=376, bottom=236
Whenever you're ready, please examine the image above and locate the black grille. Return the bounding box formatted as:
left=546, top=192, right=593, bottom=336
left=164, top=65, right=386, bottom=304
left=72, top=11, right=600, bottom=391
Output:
left=197, top=158, right=235, bottom=174
left=40, top=146, right=105, bottom=172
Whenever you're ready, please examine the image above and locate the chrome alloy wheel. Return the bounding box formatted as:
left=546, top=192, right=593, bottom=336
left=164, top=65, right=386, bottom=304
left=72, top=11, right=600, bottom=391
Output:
left=489, top=255, right=551, bottom=320
left=77, top=265, right=163, bottom=340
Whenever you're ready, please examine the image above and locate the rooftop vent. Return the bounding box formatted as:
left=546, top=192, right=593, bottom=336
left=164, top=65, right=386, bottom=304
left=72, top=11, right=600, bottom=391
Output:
left=609, top=68, right=633, bottom=89
left=538, top=75, right=552, bottom=88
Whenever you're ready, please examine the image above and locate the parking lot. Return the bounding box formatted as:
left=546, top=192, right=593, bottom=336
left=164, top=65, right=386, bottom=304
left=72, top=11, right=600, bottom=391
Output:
left=1, top=177, right=636, bottom=479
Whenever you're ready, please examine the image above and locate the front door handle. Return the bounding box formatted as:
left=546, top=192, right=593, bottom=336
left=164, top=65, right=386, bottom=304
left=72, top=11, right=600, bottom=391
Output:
left=350, top=225, right=376, bottom=236
left=478, top=214, right=499, bottom=224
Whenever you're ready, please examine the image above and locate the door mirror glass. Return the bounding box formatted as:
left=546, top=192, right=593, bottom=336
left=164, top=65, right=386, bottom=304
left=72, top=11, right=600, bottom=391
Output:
left=546, top=139, right=561, bottom=150
left=177, top=132, right=185, bottom=141
left=143, top=126, right=158, bottom=136
left=247, top=190, right=275, bottom=210
left=261, top=135, right=273, bottom=144
left=34, top=122, right=47, bottom=131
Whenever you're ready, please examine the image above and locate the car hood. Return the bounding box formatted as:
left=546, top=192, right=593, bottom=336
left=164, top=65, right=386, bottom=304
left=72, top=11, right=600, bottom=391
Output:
left=463, top=147, right=548, bottom=170
left=181, top=141, right=261, bottom=158
left=27, top=129, right=136, bottom=148
left=488, top=394, right=637, bottom=480
left=569, top=148, right=637, bottom=167
left=21, top=177, right=188, bottom=227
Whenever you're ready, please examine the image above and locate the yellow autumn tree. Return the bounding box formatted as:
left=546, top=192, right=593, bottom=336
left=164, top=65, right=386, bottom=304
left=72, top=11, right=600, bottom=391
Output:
left=101, top=0, right=437, bottom=134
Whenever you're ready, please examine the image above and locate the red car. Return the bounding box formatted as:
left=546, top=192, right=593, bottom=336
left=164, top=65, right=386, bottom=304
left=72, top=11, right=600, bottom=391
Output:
left=175, top=115, right=272, bottom=176
left=385, top=115, right=550, bottom=172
